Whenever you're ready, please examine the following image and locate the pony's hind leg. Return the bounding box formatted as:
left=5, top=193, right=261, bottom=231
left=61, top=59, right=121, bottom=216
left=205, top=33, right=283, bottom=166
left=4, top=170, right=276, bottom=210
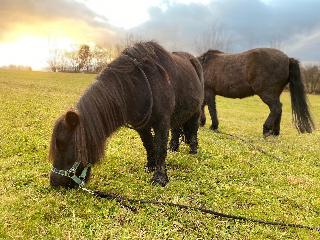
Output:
left=152, top=119, right=170, bottom=186
left=260, top=96, right=282, bottom=137
left=200, top=103, right=206, bottom=126
left=183, top=112, right=200, bottom=154
left=169, top=128, right=182, bottom=152
left=138, top=128, right=155, bottom=172
left=205, top=90, right=219, bottom=130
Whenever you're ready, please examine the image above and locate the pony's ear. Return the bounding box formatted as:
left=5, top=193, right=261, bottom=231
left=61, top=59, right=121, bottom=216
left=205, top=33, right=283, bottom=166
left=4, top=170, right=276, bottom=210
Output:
left=65, top=111, right=79, bottom=129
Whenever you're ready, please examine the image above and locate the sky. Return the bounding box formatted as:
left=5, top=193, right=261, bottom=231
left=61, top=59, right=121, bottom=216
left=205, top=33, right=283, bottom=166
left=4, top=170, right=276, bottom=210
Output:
left=0, top=0, right=319, bottom=69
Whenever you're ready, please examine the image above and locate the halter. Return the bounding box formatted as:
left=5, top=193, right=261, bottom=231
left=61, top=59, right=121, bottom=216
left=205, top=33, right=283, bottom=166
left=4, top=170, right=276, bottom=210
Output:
left=122, top=54, right=154, bottom=130
left=51, top=161, right=92, bottom=187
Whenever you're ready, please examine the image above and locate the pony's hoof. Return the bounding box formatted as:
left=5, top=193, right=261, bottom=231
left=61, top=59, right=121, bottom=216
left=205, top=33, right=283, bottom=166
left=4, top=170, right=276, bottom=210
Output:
left=210, top=126, right=219, bottom=132
left=151, top=171, right=169, bottom=187
left=189, top=149, right=198, bottom=155
left=273, top=130, right=280, bottom=136
left=189, top=144, right=198, bottom=154
left=189, top=148, right=197, bottom=154
left=199, top=119, right=206, bottom=127
left=263, top=130, right=273, bottom=138
left=169, top=143, right=179, bottom=152
left=183, top=136, right=191, bottom=144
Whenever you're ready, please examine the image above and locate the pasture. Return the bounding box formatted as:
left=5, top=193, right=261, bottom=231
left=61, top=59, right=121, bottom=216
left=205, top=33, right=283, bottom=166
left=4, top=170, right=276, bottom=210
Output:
left=0, top=69, right=320, bottom=239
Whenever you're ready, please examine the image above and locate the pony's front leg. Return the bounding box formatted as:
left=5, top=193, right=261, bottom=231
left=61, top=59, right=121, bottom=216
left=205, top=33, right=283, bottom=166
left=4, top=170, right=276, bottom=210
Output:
left=169, top=128, right=182, bottom=152
left=152, top=120, right=170, bottom=186
left=138, top=128, right=155, bottom=172
left=183, top=112, right=200, bottom=154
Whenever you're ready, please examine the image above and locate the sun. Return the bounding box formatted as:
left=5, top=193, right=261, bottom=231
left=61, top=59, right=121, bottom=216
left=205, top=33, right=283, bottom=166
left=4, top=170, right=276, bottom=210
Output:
left=0, top=36, right=75, bottom=70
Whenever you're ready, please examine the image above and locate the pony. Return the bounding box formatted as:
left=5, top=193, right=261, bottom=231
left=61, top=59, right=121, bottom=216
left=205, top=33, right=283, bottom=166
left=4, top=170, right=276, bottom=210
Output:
left=198, top=48, right=314, bottom=136
left=49, top=41, right=204, bottom=188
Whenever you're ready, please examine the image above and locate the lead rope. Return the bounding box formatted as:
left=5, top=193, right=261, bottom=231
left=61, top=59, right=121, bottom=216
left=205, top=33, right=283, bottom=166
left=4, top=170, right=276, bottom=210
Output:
left=78, top=186, right=320, bottom=231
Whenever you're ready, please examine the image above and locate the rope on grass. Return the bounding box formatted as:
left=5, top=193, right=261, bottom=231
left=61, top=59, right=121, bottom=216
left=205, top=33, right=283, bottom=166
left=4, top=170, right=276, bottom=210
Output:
left=80, top=186, right=320, bottom=231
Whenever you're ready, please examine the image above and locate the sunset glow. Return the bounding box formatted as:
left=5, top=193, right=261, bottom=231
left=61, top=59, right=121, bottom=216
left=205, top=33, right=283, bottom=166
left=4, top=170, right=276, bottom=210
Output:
left=0, top=18, right=111, bottom=70
left=0, top=0, right=169, bottom=70
left=0, top=36, right=77, bottom=70
left=0, top=0, right=120, bottom=70
left=0, top=37, right=46, bottom=70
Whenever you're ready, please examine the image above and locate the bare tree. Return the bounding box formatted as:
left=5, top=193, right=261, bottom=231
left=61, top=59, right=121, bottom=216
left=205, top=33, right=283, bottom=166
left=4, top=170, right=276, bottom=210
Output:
left=64, top=50, right=79, bottom=72
left=90, top=45, right=114, bottom=73
left=111, top=33, right=143, bottom=58
left=302, top=64, right=320, bottom=94
left=194, top=24, right=233, bottom=54
left=113, top=43, right=124, bottom=58
left=269, top=39, right=283, bottom=49
left=48, top=49, right=62, bottom=72
left=78, top=44, right=92, bottom=72
left=48, top=48, right=73, bottom=72
left=268, top=34, right=285, bottom=50
left=123, top=33, right=142, bottom=48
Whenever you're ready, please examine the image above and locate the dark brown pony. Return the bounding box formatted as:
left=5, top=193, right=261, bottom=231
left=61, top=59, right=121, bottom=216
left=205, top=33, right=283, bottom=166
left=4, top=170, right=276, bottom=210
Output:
left=198, top=48, right=314, bottom=136
left=49, top=41, right=204, bottom=188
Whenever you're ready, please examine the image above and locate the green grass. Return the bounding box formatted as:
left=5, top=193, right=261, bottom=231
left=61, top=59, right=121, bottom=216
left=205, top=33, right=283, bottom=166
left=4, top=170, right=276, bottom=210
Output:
left=1, top=69, right=320, bottom=239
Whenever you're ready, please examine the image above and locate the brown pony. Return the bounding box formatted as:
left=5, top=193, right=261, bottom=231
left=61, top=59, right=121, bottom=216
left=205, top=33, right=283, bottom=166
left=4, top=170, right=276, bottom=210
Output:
left=49, top=41, right=204, bottom=188
left=198, top=48, right=314, bottom=136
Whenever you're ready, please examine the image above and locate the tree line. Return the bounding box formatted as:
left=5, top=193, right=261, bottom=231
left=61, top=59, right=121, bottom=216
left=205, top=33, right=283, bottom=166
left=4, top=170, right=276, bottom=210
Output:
left=47, top=34, right=141, bottom=73
left=46, top=29, right=320, bottom=94
left=47, top=44, right=122, bottom=73
left=0, top=65, right=32, bottom=71
left=302, top=65, right=320, bottom=94
left=47, top=43, right=320, bottom=94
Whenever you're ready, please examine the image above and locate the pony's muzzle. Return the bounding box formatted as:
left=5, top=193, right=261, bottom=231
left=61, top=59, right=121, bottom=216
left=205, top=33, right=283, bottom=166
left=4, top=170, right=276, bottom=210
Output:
left=50, top=171, right=77, bottom=189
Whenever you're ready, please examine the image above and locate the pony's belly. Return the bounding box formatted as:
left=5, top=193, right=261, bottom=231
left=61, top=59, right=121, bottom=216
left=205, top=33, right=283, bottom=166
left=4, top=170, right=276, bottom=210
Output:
left=170, top=98, right=201, bottom=128
left=217, top=88, right=255, bottom=98
left=215, top=79, right=254, bottom=99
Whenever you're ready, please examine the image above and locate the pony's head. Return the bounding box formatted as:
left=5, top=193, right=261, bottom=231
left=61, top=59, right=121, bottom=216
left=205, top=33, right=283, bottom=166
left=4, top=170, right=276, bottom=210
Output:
left=49, top=110, right=91, bottom=188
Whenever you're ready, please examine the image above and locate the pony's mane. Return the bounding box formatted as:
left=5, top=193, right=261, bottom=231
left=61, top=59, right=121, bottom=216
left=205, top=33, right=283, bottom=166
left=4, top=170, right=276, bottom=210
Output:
left=72, top=41, right=174, bottom=164
left=48, top=115, right=65, bottom=162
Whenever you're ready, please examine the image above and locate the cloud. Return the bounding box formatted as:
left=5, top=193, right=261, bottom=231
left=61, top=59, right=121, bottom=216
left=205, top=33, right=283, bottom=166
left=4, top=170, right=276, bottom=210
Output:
left=0, top=0, right=122, bottom=45
left=1, top=0, right=319, bottom=62
left=132, top=0, right=320, bottom=61
left=285, top=30, right=320, bottom=62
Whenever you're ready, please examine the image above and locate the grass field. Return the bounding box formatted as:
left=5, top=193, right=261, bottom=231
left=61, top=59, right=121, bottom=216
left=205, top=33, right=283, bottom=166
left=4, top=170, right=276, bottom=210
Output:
left=0, top=69, right=320, bottom=239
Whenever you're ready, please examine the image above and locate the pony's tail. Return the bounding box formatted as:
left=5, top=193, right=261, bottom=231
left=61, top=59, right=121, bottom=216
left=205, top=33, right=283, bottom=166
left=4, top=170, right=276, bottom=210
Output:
left=190, top=57, right=204, bottom=86
left=289, top=58, right=314, bottom=133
